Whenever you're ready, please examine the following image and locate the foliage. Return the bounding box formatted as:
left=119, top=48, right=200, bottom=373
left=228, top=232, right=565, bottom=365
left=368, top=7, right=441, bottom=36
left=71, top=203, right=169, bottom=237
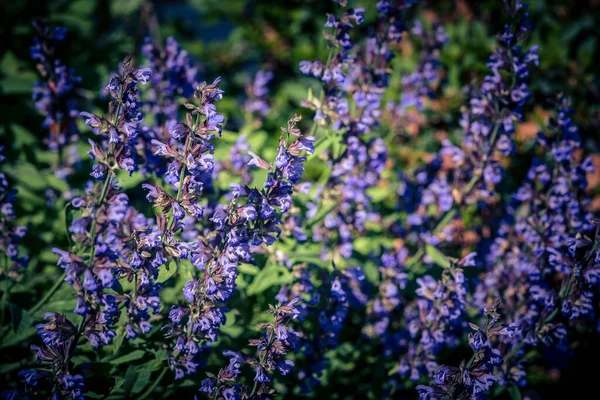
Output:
left=1, top=0, right=599, bottom=399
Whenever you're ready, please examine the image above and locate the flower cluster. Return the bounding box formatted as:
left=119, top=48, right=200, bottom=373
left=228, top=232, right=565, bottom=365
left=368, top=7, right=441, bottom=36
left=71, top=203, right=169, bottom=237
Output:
left=417, top=302, right=514, bottom=399
left=385, top=20, right=448, bottom=135
left=301, top=1, right=414, bottom=263
left=3, top=1, right=600, bottom=399
left=30, top=23, right=82, bottom=179
left=82, top=54, right=151, bottom=178
left=4, top=313, right=86, bottom=400
left=138, top=36, right=201, bottom=176
left=144, top=86, right=312, bottom=378
left=244, top=70, right=273, bottom=117
left=200, top=298, right=301, bottom=399
left=0, top=147, right=29, bottom=279
left=471, top=98, right=598, bottom=387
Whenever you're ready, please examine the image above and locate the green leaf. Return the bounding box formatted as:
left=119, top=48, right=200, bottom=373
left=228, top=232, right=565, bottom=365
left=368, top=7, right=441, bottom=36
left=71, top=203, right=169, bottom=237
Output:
left=313, top=135, right=332, bottom=156
left=238, top=263, right=260, bottom=275
left=1, top=327, right=37, bottom=348
left=10, top=304, right=33, bottom=333
left=131, top=370, right=151, bottom=394
left=425, top=245, right=449, bottom=268
left=157, top=260, right=177, bottom=283
left=117, top=169, right=146, bottom=190
left=11, top=124, right=38, bottom=150
left=123, top=366, right=138, bottom=395
left=307, top=200, right=335, bottom=228
left=110, top=376, right=126, bottom=394
left=135, top=359, right=163, bottom=373
left=507, top=383, right=522, bottom=400
left=1, top=305, right=35, bottom=348
left=0, top=361, right=27, bottom=375
left=246, top=263, right=292, bottom=295
left=151, top=348, right=169, bottom=362
left=221, top=310, right=244, bottom=338
left=112, top=326, right=125, bottom=355
left=4, top=161, right=46, bottom=191
left=111, top=350, right=146, bottom=365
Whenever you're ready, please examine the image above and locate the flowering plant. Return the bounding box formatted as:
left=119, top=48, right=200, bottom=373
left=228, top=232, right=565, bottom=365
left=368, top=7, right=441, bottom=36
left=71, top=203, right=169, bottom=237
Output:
left=1, top=0, right=599, bottom=399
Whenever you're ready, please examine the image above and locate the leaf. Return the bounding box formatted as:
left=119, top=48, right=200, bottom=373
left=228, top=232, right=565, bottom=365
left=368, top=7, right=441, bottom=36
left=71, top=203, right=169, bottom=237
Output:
left=111, top=350, right=146, bottom=365
left=0, top=361, right=27, bottom=375
left=10, top=304, right=33, bottom=333
left=238, top=263, right=259, bottom=275
left=135, top=359, right=162, bottom=373
left=11, top=124, right=38, bottom=150
left=112, top=326, right=125, bottom=355
left=131, top=370, right=151, bottom=394
left=122, top=366, right=138, bottom=395
left=157, top=260, right=177, bottom=283
left=221, top=310, right=243, bottom=339
left=110, top=376, right=126, bottom=394
left=307, top=200, right=336, bottom=228
left=313, top=135, right=332, bottom=156
left=289, top=252, right=322, bottom=265
left=1, top=305, right=35, bottom=348
left=507, top=383, right=522, bottom=400
left=4, top=161, right=46, bottom=191
left=1, top=327, right=37, bottom=348
left=64, top=202, right=75, bottom=247
left=117, top=169, right=146, bottom=190
left=151, top=348, right=169, bottom=362
left=85, top=375, right=126, bottom=398
left=425, top=245, right=449, bottom=269
left=246, top=263, right=292, bottom=296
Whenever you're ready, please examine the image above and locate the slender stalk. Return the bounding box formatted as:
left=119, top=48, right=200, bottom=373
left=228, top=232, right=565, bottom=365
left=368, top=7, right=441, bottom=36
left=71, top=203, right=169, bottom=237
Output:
left=139, top=368, right=167, bottom=400
left=87, top=173, right=112, bottom=269
left=28, top=271, right=68, bottom=314
left=29, top=78, right=123, bottom=317
left=308, top=36, right=336, bottom=139
left=465, top=351, right=478, bottom=369
left=249, top=331, right=274, bottom=397
left=66, top=316, right=86, bottom=365
left=164, top=135, right=192, bottom=236
left=1, top=254, right=9, bottom=326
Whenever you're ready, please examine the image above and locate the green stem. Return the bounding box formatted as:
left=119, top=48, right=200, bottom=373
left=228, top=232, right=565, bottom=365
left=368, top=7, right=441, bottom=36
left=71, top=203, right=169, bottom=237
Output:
left=165, top=136, right=191, bottom=235
left=249, top=331, right=274, bottom=398
left=465, top=351, right=478, bottom=369
left=30, top=148, right=112, bottom=315
left=308, top=41, right=336, bottom=139
left=139, top=368, right=167, bottom=400
left=87, top=173, right=112, bottom=269
left=504, top=342, right=524, bottom=363
left=28, top=271, right=68, bottom=314
left=1, top=254, right=9, bottom=326
left=66, top=316, right=86, bottom=365
left=543, top=267, right=577, bottom=325
left=406, top=248, right=425, bottom=270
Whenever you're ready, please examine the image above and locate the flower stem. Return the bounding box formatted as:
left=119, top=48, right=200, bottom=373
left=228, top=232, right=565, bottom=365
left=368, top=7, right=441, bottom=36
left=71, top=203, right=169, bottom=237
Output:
left=139, top=368, right=167, bottom=400
left=86, top=173, right=112, bottom=269
left=29, top=172, right=111, bottom=316
left=28, top=271, right=68, bottom=315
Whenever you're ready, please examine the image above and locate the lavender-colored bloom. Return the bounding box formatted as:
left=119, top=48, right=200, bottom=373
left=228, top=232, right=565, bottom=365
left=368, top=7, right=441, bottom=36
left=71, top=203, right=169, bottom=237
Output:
left=0, top=148, right=29, bottom=278
left=201, top=299, right=301, bottom=397
left=473, top=99, right=598, bottom=389
left=83, top=54, right=151, bottom=178
left=30, top=22, right=81, bottom=176
left=244, top=70, right=273, bottom=116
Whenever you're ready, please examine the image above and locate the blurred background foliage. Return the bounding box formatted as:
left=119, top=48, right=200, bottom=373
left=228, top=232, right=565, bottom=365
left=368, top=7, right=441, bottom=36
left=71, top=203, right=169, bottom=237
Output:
left=1, top=0, right=600, bottom=398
